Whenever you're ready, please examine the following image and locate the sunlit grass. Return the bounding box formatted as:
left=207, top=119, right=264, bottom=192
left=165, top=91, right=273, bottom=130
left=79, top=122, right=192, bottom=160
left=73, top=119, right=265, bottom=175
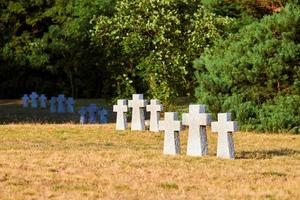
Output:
left=0, top=124, right=299, bottom=199
left=0, top=99, right=299, bottom=199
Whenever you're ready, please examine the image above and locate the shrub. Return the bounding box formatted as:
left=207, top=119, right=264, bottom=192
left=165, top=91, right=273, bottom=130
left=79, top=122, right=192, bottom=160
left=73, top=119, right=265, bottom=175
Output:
left=259, top=95, right=300, bottom=133
left=194, top=3, right=300, bottom=133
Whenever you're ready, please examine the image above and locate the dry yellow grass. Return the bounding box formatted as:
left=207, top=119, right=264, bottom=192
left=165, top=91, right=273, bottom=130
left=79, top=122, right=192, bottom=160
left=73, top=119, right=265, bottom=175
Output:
left=0, top=124, right=299, bottom=200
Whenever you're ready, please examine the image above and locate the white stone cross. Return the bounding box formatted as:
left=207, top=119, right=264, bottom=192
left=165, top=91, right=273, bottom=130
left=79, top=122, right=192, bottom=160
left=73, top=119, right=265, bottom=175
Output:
left=182, top=104, right=211, bottom=156
left=78, top=107, right=87, bottom=124
left=146, top=99, right=163, bottom=132
left=113, top=99, right=128, bottom=130
left=39, top=94, right=47, bottom=108
left=21, top=94, right=30, bottom=108
left=66, top=97, right=75, bottom=113
left=159, top=112, right=181, bottom=155
left=30, top=92, right=39, bottom=108
left=211, top=113, right=238, bottom=159
left=49, top=97, right=56, bottom=113
left=98, top=107, right=108, bottom=124
left=128, top=94, right=147, bottom=131
left=87, top=104, right=97, bottom=124
left=57, top=94, right=66, bottom=113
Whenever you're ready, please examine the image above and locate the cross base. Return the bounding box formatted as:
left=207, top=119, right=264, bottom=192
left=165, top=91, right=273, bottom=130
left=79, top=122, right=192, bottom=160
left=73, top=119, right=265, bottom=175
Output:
left=163, top=131, right=180, bottom=155
left=217, top=132, right=235, bottom=159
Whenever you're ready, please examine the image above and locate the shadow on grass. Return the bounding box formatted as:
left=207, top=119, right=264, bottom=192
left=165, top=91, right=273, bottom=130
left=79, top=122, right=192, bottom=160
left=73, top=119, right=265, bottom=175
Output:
left=0, top=99, right=115, bottom=124
left=237, top=148, right=300, bottom=159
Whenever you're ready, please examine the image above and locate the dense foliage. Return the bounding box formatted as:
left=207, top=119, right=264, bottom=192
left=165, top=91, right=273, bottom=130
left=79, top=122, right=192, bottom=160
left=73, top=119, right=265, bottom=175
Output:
left=91, top=0, right=232, bottom=103
left=0, top=0, right=299, bottom=132
left=202, top=0, right=288, bottom=17
left=194, top=3, right=300, bottom=133
left=0, top=0, right=116, bottom=98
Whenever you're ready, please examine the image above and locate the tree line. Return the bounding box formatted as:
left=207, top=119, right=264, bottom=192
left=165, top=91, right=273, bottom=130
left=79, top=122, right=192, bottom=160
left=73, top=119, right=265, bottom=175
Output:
left=0, top=0, right=299, bottom=133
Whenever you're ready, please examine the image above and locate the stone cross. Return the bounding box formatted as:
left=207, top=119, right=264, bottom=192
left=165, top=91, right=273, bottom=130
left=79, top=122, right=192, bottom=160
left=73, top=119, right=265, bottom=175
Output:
left=39, top=94, right=47, bottom=108
left=98, top=107, right=108, bottom=124
left=21, top=94, right=30, bottom=108
left=182, top=104, right=211, bottom=156
left=78, top=107, right=87, bottom=124
left=29, top=92, right=39, bottom=108
left=113, top=99, right=128, bottom=130
left=66, top=97, right=75, bottom=113
left=159, top=112, right=181, bottom=155
left=57, top=94, right=66, bottom=113
left=128, top=94, right=147, bottom=131
left=146, top=99, right=163, bottom=132
left=49, top=97, right=56, bottom=113
left=211, top=113, right=238, bottom=159
left=87, top=104, right=97, bottom=124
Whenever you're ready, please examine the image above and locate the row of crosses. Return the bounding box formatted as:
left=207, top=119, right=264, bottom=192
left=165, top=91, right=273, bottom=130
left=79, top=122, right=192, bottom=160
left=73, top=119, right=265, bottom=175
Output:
left=113, top=94, right=238, bottom=159
left=78, top=104, right=108, bottom=124
left=113, top=94, right=163, bottom=132
left=49, top=95, right=74, bottom=113
left=22, top=93, right=74, bottom=113
left=22, top=92, right=47, bottom=108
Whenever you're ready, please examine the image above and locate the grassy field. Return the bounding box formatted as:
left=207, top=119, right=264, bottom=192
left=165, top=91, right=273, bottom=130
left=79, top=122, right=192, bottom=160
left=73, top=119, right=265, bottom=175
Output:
left=0, top=100, right=300, bottom=199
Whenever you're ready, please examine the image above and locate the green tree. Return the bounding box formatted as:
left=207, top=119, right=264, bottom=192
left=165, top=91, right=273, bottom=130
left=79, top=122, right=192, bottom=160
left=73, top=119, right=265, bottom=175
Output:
left=202, top=0, right=290, bottom=18
left=91, top=0, right=232, bottom=105
left=0, top=0, right=116, bottom=98
left=194, top=3, right=300, bottom=133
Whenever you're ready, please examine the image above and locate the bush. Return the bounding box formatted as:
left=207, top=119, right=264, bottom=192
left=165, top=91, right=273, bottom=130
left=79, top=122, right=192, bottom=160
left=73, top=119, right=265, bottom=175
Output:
left=259, top=95, right=300, bottom=133
left=194, top=3, right=300, bottom=133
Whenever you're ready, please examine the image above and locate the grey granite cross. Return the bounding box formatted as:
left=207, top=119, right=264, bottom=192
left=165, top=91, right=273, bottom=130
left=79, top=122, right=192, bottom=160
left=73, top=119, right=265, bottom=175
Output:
left=113, top=99, right=128, bottom=130
left=159, top=112, right=181, bottom=155
left=57, top=94, right=66, bottom=113
left=49, top=97, right=56, bottom=113
left=78, top=107, right=87, bottom=124
left=211, top=113, right=238, bottom=159
left=66, top=97, right=75, bottom=113
left=98, top=107, right=108, bottom=124
left=146, top=99, right=163, bottom=132
left=87, top=104, right=97, bottom=124
left=30, top=92, right=38, bottom=108
left=39, top=94, right=47, bottom=108
left=182, top=105, right=211, bottom=156
left=22, top=94, right=29, bottom=108
left=128, top=94, right=147, bottom=131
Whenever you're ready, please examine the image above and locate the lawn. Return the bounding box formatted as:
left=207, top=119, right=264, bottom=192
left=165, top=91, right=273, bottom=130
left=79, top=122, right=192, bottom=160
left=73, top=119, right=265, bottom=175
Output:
left=0, top=100, right=299, bottom=199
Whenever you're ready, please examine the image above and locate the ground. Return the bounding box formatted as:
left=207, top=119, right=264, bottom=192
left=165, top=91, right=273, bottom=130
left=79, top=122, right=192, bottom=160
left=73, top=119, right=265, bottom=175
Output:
left=0, top=100, right=299, bottom=199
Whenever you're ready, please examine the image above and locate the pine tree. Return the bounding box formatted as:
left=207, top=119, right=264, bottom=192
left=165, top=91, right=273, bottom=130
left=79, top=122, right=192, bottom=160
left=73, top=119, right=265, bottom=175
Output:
left=194, top=3, right=300, bottom=133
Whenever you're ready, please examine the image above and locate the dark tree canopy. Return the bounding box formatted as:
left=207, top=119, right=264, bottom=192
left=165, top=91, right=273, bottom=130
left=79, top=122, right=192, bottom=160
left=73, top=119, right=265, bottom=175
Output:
left=0, top=0, right=116, bottom=98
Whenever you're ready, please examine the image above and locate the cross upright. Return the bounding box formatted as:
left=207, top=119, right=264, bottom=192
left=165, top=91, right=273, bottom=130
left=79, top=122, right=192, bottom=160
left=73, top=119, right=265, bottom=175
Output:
left=22, top=94, right=30, bottom=108
left=159, top=112, right=181, bottom=155
left=211, top=113, right=238, bottom=159
left=39, top=94, right=47, bottom=108
left=66, top=97, right=75, bottom=113
left=78, top=107, right=87, bottom=124
left=146, top=99, right=163, bottom=132
left=128, top=94, right=147, bottom=131
left=49, top=97, right=57, bottom=113
left=113, top=99, right=128, bottom=130
left=182, top=104, right=211, bottom=156
left=98, top=108, right=108, bottom=124
left=30, top=92, right=39, bottom=108
left=57, top=94, right=66, bottom=113
left=87, top=104, right=97, bottom=124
